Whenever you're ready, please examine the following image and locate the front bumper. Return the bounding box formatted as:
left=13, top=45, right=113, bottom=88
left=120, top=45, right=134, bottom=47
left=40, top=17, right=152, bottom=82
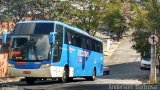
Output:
left=103, top=66, right=110, bottom=75
left=8, top=67, right=52, bottom=77
left=140, top=64, right=150, bottom=69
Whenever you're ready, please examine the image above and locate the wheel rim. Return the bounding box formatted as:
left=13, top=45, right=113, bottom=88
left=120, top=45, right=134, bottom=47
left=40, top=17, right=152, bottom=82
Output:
left=93, top=71, right=95, bottom=79
left=63, top=70, right=67, bottom=82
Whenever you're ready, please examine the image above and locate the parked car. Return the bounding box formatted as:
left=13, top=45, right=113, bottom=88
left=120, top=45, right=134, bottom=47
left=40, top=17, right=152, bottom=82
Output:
left=140, top=58, right=151, bottom=70
left=103, top=66, right=110, bottom=75
left=110, top=33, right=117, bottom=40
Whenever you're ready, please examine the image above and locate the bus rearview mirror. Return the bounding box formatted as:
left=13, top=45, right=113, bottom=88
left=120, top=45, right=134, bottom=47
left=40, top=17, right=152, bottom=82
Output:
left=49, top=32, right=57, bottom=44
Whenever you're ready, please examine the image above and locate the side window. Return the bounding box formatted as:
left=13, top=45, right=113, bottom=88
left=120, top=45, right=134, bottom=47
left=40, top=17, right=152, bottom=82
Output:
left=95, top=41, right=98, bottom=52
left=53, top=24, right=63, bottom=62
left=92, top=39, right=96, bottom=51
left=100, top=42, right=103, bottom=53
left=82, top=36, right=87, bottom=49
left=65, top=28, right=72, bottom=45
left=65, top=30, right=68, bottom=44
left=86, top=38, right=91, bottom=50
left=71, top=32, right=82, bottom=47
left=75, top=34, right=82, bottom=47
left=64, top=28, right=83, bottom=48
left=71, top=32, right=76, bottom=46
left=97, top=42, right=100, bottom=53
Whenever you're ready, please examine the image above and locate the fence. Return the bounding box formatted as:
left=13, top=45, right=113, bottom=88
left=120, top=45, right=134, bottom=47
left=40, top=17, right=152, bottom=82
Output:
left=0, top=53, right=8, bottom=77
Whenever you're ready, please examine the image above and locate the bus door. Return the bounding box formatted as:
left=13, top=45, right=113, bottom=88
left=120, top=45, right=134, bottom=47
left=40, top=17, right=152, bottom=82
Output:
left=52, top=25, right=63, bottom=65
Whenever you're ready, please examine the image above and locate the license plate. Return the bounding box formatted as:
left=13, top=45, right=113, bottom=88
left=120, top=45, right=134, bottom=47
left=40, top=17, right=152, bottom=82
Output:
left=23, top=71, right=31, bottom=74
left=16, top=62, right=26, bottom=65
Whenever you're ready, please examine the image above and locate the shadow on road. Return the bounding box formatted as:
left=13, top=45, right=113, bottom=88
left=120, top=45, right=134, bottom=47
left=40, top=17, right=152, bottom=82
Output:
left=0, top=78, right=87, bottom=86
left=100, top=61, right=150, bottom=82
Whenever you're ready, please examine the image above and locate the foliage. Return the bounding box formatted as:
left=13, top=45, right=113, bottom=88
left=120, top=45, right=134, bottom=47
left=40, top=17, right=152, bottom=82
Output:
left=63, top=0, right=108, bottom=36
left=0, top=0, right=130, bottom=37
left=131, top=0, right=160, bottom=58
left=104, top=2, right=125, bottom=40
left=2, top=0, right=158, bottom=57
left=0, top=0, right=73, bottom=22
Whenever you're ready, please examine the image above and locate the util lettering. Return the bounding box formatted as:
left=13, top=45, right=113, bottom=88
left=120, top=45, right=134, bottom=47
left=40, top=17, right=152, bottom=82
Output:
left=78, top=50, right=89, bottom=57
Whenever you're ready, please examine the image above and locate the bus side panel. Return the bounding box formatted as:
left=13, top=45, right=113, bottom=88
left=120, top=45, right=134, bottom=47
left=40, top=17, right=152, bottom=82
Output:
left=67, top=46, right=104, bottom=77
left=51, top=44, right=103, bottom=77
left=82, top=50, right=94, bottom=76
left=50, top=44, right=74, bottom=77
left=67, top=45, right=83, bottom=77
left=94, top=52, right=104, bottom=76
left=63, top=44, right=104, bottom=77
left=83, top=51, right=103, bottom=76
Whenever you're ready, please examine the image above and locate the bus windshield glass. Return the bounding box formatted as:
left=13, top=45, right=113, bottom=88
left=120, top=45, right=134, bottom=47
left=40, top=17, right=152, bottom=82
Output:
left=12, top=23, right=54, bottom=35
left=9, top=35, right=51, bottom=60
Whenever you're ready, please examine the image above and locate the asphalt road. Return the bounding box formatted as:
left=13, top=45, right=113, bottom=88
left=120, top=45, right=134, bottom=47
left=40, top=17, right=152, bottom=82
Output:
left=0, top=37, right=158, bottom=90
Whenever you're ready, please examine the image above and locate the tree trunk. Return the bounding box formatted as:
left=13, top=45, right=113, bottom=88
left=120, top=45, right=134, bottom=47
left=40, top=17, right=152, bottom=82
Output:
left=117, top=32, right=120, bottom=42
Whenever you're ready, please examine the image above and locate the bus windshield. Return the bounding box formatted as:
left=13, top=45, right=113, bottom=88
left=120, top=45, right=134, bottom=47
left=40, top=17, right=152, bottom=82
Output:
left=12, top=23, right=54, bottom=35
left=9, top=35, right=51, bottom=61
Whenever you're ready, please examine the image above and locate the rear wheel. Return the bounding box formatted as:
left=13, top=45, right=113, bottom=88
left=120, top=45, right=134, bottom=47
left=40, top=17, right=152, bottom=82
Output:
left=25, top=78, right=36, bottom=84
left=140, top=66, right=145, bottom=70
left=106, top=70, right=110, bottom=75
left=86, top=69, right=96, bottom=81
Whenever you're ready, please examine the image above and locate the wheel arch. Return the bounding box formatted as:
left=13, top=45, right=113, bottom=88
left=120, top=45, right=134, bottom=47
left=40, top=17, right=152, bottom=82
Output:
left=64, top=64, right=69, bottom=76
left=94, top=66, right=96, bottom=76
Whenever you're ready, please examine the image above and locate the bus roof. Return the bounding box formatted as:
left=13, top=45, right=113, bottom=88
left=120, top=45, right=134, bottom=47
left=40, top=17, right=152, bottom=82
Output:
left=17, top=21, right=102, bottom=42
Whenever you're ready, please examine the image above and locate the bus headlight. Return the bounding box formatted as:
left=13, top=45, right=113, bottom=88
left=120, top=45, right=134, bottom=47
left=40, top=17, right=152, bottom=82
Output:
left=41, top=64, right=51, bottom=68
left=8, top=64, right=14, bottom=67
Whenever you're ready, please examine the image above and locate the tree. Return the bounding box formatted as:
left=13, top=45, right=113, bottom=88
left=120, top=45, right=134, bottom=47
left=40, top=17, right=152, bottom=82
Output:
left=130, top=2, right=150, bottom=58
left=103, top=1, right=127, bottom=41
left=0, top=0, right=73, bottom=22
left=131, top=0, right=160, bottom=58
left=67, top=0, right=108, bottom=36
left=0, top=0, right=131, bottom=37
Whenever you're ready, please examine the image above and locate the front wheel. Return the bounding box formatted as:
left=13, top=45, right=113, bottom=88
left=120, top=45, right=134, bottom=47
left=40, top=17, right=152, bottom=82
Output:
left=25, top=78, right=36, bottom=84
left=68, top=77, right=73, bottom=82
left=86, top=69, right=96, bottom=81
left=59, top=68, right=68, bottom=83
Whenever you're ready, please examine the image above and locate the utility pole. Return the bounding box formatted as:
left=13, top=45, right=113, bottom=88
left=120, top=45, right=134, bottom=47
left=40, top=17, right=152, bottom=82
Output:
left=149, top=0, right=159, bottom=83
left=150, top=39, right=157, bottom=83
left=149, top=30, right=158, bottom=83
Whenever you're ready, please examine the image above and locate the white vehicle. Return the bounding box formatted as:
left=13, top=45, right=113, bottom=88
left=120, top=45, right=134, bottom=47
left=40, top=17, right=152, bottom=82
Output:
left=103, top=66, right=110, bottom=75
left=140, top=58, right=151, bottom=70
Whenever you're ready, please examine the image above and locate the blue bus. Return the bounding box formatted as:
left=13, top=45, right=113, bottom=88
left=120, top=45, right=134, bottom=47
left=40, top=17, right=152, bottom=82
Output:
left=3, top=21, right=104, bottom=84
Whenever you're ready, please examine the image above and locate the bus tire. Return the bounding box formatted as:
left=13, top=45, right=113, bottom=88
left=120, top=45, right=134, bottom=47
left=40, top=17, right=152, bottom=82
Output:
left=86, top=69, right=96, bottom=81
left=25, top=78, right=36, bottom=84
left=68, top=77, right=73, bottom=82
left=59, top=67, right=68, bottom=83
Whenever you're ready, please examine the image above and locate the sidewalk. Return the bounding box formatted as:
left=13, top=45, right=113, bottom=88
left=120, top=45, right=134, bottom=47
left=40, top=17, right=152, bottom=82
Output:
left=0, top=53, right=22, bottom=83
left=0, top=77, right=22, bottom=83
left=104, top=40, right=121, bottom=66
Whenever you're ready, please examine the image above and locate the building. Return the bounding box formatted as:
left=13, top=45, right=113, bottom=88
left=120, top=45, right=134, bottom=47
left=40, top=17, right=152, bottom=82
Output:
left=0, top=20, right=15, bottom=34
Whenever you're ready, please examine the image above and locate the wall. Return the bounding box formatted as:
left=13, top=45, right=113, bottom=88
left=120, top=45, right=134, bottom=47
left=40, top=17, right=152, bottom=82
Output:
left=0, top=53, right=8, bottom=77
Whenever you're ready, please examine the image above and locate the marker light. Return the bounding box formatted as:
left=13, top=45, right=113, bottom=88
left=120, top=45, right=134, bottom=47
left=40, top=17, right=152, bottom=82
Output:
left=8, top=64, right=14, bottom=67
